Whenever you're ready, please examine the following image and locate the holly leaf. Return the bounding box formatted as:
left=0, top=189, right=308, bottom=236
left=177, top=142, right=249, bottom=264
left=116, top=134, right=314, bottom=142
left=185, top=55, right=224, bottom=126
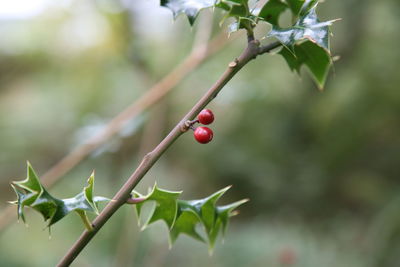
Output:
left=285, top=0, right=318, bottom=16
left=258, top=0, right=288, bottom=25
left=217, top=199, right=249, bottom=236
left=10, top=162, right=108, bottom=228
left=169, top=203, right=205, bottom=244
left=133, top=184, right=248, bottom=251
left=190, top=186, right=231, bottom=235
left=279, top=40, right=332, bottom=89
left=267, top=5, right=338, bottom=89
left=160, top=0, right=216, bottom=25
left=216, top=0, right=249, bottom=16
left=268, top=6, right=337, bottom=52
left=216, top=0, right=256, bottom=33
left=159, top=0, right=257, bottom=33
left=138, top=184, right=182, bottom=229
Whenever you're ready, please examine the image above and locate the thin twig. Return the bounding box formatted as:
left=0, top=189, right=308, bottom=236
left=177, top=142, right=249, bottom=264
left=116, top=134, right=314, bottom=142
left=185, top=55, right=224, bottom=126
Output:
left=57, top=39, right=281, bottom=266
left=258, top=41, right=282, bottom=55
left=125, top=197, right=146, bottom=205
left=247, top=31, right=255, bottom=43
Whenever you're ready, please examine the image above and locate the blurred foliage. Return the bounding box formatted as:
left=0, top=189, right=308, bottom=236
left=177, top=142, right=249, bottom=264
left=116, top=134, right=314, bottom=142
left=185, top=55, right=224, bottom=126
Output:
left=0, top=0, right=399, bottom=266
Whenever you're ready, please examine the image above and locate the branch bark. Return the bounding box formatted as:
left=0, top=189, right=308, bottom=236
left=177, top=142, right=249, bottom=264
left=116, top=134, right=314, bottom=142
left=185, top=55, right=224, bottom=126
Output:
left=57, top=39, right=281, bottom=266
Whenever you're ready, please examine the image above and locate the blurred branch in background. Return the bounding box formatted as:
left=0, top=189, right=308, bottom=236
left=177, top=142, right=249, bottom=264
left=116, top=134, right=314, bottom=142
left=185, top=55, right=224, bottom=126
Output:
left=0, top=12, right=229, bottom=235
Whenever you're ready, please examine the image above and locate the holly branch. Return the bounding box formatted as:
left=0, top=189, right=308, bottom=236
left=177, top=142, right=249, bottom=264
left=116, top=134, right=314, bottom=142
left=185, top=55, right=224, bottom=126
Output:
left=8, top=1, right=338, bottom=266
left=57, top=36, right=281, bottom=266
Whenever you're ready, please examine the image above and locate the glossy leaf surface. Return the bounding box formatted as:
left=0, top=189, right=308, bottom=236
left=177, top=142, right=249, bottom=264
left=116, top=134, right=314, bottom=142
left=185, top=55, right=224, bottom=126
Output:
left=258, top=0, right=287, bottom=25
left=285, top=0, right=318, bottom=16
left=10, top=162, right=108, bottom=228
left=133, top=184, right=248, bottom=250
left=268, top=5, right=337, bottom=88
left=279, top=40, right=332, bottom=89
left=161, top=0, right=216, bottom=25
left=268, top=7, right=336, bottom=52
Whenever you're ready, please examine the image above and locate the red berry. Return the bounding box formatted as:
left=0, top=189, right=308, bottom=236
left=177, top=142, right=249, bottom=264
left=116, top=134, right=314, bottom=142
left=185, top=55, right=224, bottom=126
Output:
left=197, top=109, right=214, bottom=125
left=194, top=127, right=213, bottom=144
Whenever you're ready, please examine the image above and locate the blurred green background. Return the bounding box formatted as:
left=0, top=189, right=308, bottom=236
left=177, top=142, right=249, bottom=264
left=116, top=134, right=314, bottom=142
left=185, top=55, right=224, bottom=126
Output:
left=1, top=0, right=400, bottom=266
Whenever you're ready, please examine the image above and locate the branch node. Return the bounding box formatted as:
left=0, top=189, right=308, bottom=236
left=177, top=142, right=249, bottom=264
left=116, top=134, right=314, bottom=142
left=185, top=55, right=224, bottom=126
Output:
left=228, top=59, right=239, bottom=68
left=181, top=121, right=190, bottom=132
left=142, top=152, right=154, bottom=165
left=181, top=119, right=198, bottom=132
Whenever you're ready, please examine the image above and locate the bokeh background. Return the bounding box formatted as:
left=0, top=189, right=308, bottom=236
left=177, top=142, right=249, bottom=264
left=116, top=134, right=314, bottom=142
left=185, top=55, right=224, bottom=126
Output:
left=1, top=0, right=399, bottom=266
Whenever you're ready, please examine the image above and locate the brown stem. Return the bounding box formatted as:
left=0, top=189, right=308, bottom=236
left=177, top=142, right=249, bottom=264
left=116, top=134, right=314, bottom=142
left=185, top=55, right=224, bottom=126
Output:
left=258, top=41, right=282, bottom=55
left=57, top=39, right=281, bottom=266
left=125, top=197, right=146, bottom=205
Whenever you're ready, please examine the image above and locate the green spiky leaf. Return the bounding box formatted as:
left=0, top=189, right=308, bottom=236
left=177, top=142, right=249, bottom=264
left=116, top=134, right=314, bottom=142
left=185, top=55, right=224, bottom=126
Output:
left=258, top=0, right=288, bottom=25
left=160, top=0, right=216, bottom=25
left=268, top=6, right=337, bottom=52
left=285, top=0, right=318, bottom=16
left=136, top=184, right=182, bottom=229
left=267, top=5, right=338, bottom=89
left=217, top=0, right=255, bottom=33
left=216, top=0, right=249, bottom=16
left=133, top=184, right=248, bottom=251
left=10, top=162, right=108, bottom=229
left=159, top=0, right=258, bottom=33
left=169, top=205, right=205, bottom=244
left=279, top=40, right=332, bottom=89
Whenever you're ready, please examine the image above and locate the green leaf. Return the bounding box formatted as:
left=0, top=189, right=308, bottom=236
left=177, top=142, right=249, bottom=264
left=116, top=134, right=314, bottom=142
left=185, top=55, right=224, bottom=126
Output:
left=258, top=0, right=288, bottom=25
left=207, top=218, right=222, bottom=252
left=161, top=0, right=216, bottom=25
left=216, top=0, right=255, bottom=33
left=133, top=184, right=248, bottom=251
left=268, top=6, right=337, bottom=52
left=196, top=185, right=231, bottom=234
left=169, top=204, right=205, bottom=244
left=217, top=199, right=249, bottom=236
left=267, top=5, right=337, bottom=89
left=159, top=0, right=257, bottom=32
left=285, top=0, right=303, bottom=15
left=10, top=163, right=108, bottom=228
left=279, top=40, right=332, bottom=89
left=227, top=0, right=249, bottom=17
left=140, top=184, right=182, bottom=229
left=285, top=0, right=318, bottom=16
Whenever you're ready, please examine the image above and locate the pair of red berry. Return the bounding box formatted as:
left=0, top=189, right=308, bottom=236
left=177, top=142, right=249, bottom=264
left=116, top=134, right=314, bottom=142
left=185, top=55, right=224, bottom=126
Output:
left=193, top=109, right=214, bottom=144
